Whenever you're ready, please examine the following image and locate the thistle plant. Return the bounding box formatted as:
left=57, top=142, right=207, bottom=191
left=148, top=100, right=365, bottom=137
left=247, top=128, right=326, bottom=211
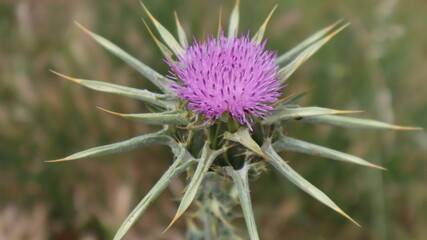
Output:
left=49, top=1, right=420, bottom=239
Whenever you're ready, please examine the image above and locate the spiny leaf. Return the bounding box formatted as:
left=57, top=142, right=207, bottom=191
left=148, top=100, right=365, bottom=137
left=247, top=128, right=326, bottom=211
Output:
left=262, top=141, right=360, bottom=227
left=276, top=19, right=343, bottom=65
left=174, top=11, right=188, bottom=47
left=50, top=70, right=171, bottom=109
left=277, top=22, right=349, bottom=84
left=140, top=2, right=184, bottom=56
left=224, top=128, right=270, bottom=160
left=164, top=143, right=227, bottom=232
left=114, top=147, right=196, bottom=240
left=46, top=131, right=172, bottom=162
left=252, top=5, right=278, bottom=44
left=74, top=22, right=171, bottom=93
left=226, top=164, right=260, bottom=240
left=228, top=0, right=240, bottom=38
left=142, top=17, right=174, bottom=61
left=301, top=115, right=422, bottom=130
left=262, top=106, right=361, bottom=124
left=273, top=136, right=386, bottom=170
left=97, top=107, right=189, bottom=125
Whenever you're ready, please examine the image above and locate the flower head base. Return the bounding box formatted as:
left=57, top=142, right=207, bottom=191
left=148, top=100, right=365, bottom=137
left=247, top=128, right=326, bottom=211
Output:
left=167, top=33, right=282, bottom=126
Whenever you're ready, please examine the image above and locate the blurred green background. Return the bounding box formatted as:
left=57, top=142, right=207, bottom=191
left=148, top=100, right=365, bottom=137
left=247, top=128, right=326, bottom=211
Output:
left=1, top=0, right=426, bottom=239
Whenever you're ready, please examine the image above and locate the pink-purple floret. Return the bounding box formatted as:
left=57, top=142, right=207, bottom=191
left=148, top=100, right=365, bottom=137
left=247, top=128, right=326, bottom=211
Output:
left=166, top=33, right=283, bottom=128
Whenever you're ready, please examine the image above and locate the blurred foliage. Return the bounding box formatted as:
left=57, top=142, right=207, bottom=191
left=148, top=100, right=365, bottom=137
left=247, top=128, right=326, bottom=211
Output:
left=1, top=0, right=426, bottom=239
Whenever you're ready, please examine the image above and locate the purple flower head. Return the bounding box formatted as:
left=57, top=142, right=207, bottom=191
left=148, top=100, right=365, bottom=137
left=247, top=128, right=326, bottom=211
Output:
left=167, top=32, right=283, bottom=127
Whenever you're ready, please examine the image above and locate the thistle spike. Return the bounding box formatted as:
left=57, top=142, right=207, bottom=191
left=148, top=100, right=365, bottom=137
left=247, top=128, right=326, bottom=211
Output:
left=252, top=4, right=278, bottom=44
left=49, top=70, right=170, bottom=108
left=49, top=70, right=80, bottom=83
left=275, top=19, right=344, bottom=65
left=96, top=107, right=190, bottom=125
left=74, top=21, right=172, bottom=93
left=224, top=128, right=271, bottom=160
left=273, top=136, right=387, bottom=170
left=163, top=144, right=228, bottom=233
left=263, top=106, right=362, bottom=124
left=46, top=132, right=172, bottom=162
left=139, top=1, right=184, bottom=55
left=301, top=114, right=422, bottom=130
left=113, top=148, right=196, bottom=240
left=217, top=7, right=223, bottom=39
left=277, top=22, right=350, bottom=84
left=228, top=0, right=240, bottom=38
left=141, top=17, right=174, bottom=60
left=174, top=11, right=188, bottom=47
left=262, top=141, right=361, bottom=227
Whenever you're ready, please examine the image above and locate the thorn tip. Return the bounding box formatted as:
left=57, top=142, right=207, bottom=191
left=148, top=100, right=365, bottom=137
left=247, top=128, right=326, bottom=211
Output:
left=74, top=21, right=93, bottom=36
left=394, top=126, right=423, bottom=131
left=45, top=158, right=68, bottom=163
left=162, top=215, right=181, bottom=234
left=96, top=106, right=124, bottom=117
left=49, top=70, right=80, bottom=83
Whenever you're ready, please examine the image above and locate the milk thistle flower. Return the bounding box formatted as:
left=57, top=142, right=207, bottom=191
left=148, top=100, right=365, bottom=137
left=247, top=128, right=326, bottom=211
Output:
left=49, top=1, right=420, bottom=239
left=167, top=33, right=281, bottom=127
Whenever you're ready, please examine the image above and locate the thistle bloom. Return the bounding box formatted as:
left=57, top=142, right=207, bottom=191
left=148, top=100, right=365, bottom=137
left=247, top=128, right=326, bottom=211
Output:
left=50, top=1, right=420, bottom=239
left=167, top=33, right=282, bottom=126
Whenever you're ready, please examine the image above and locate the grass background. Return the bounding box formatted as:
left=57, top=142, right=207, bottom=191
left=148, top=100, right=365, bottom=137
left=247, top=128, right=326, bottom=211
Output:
left=1, top=0, right=426, bottom=239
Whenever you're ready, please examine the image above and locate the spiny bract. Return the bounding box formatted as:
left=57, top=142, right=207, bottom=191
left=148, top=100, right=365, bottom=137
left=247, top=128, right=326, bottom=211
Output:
left=49, top=1, right=420, bottom=240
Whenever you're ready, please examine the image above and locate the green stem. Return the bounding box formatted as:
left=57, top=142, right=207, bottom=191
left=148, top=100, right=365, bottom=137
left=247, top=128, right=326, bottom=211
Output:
left=209, top=122, right=222, bottom=150
left=203, top=208, right=215, bottom=240
left=186, top=130, right=195, bottom=149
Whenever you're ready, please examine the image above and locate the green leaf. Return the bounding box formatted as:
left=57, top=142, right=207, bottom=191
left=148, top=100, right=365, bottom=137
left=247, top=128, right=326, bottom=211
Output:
left=252, top=5, right=277, bottom=45
left=301, top=115, right=422, bottom=130
left=226, top=164, right=260, bottom=240
left=164, top=143, right=227, bottom=232
left=174, top=11, right=188, bottom=47
left=74, top=22, right=172, bottom=93
left=97, top=107, right=189, bottom=125
left=262, top=141, right=360, bottom=226
left=228, top=0, right=240, bottom=38
left=142, top=17, right=174, bottom=61
left=273, top=136, right=386, bottom=170
left=50, top=71, right=171, bottom=109
left=46, top=131, right=172, bottom=162
left=276, top=22, right=349, bottom=85
left=275, top=20, right=343, bottom=65
left=114, top=147, right=197, bottom=240
left=224, top=128, right=269, bottom=160
left=140, top=2, right=184, bottom=56
left=262, top=106, right=360, bottom=124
